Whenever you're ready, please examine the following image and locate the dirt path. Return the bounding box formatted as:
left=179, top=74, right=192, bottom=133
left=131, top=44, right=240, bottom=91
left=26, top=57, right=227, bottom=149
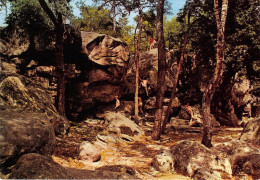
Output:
left=53, top=120, right=243, bottom=179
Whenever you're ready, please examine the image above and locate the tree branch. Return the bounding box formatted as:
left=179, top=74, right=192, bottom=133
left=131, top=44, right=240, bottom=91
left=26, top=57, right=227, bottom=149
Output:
left=221, top=0, right=229, bottom=33
left=214, top=0, right=222, bottom=33
left=38, top=0, right=58, bottom=27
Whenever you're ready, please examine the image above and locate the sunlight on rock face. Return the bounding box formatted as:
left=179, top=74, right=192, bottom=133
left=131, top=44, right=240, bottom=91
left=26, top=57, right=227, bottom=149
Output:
left=103, top=112, right=144, bottom=137
left=78, top=141, right=101, bottom=162
left=152, top=149, right=174, bottom=172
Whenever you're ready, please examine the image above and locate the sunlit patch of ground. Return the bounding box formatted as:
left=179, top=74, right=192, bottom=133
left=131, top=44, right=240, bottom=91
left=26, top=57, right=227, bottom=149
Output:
left=212, top=127, right=243, bottom=143
left=53, top=119, right=245, bottom=179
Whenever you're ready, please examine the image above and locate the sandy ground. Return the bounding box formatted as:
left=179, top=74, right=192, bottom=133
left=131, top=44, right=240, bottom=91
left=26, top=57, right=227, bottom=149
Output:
left=53, top=120, right=245, bottom=179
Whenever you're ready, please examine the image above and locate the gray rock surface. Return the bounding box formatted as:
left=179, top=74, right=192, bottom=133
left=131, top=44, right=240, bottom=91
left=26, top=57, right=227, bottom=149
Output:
left=0, top=72, right=70, bottom=135
left=239, top=118, right=260, bottom=146
left=103, top=111, right=144, bottom=137
left=232, top=154, right=260, bottom=179
left=214, top=140, right=260, bottom=161
left=152, top=149, right=174, bottom=172
left=169, top=140, right=232, bottom=179
left=231, top=78, right=254, bottom=117
left=0, top=111, right=56, bottom=169
left=213, top=140, right=260, bottom=179
left=81, top=32, right=129, bottom=67
left=125, top=48, right=174, bottom=96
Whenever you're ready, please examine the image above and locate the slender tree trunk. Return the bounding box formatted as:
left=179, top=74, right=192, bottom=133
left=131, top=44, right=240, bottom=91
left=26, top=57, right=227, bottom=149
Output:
left=112, top=0, right=116, bottom=32
left=55, top=14, right=66, bottom=116
left=38, top=0, right=66, bottom=116
left=162, top=30, right=189, bottom=133
left=201, top=0, right=228, bottom=147
left=152, top=0, right=166, bottom=140
left=134, top=1, right=143, bottom=123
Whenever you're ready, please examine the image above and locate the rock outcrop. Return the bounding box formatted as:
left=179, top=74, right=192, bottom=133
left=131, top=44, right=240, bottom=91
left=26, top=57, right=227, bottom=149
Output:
left=213, top=140, right=260, bottom=179
left=0, top=71, right=70, bottom=135
left=1, top=29, right=130, bottom=121
left=170, top=140, right=232, bottom=179
left=239, top=118, right=260, bottom=146
left=66, top=32, right=130, bottom=119
left=103, top=111, right=144, bottom=138
left=232, top=154, right=260, bottom=179
left=9, top=153, right=137, bottom=179
left=153, top=139, right=260, bottom=179
left=125, top=48, right=175, bottom=96
left=0, top=111, right=56, bottom=172
left=81, top=32, right=129, bottom=67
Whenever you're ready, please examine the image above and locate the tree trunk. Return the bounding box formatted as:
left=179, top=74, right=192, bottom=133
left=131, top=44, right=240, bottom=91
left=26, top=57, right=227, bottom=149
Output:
left=38, top=0, right=66, bottom=116
left=112, top=0, right=116, bottom=32
left=152, top=0, right=166, bottom=140
left=162, top=31, right=189, bottom=133
left=162, top=12, right=191, bottom=133
left=201, top=0, right=228, bottom=147
left=55, top=14, right=66, bottom=116
left=134, top=1, right=143, bottom=123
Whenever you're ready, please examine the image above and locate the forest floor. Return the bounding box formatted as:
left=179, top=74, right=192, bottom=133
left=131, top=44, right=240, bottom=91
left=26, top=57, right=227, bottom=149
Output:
left=53, top=118, right=244, bottom=179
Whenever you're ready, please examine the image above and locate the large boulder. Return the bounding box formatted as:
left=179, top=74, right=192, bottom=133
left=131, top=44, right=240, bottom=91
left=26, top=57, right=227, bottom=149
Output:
left=9, top=153, right=137, bottom=179
left=9, top=153, right=72, bottom=179
left=0, top=72, right=70, bottom=135
left=66, top=32, right=130, bottom=119
left=144, top=96, right=180, bottom=116
left=2, top=29, right=130, bottom=121
left=81, top=32, right=129, bottom=67
left=103, top=111, right=144, bottom=137
left=239, top=118, right=260, bottom=146
left=153, top=140, right=260, bottom=179
left=95, top=100, right=134, bottom=118
left=213, top=140, right=260, bottom=179
left=0, top=110, right=56, bottom=171
left=169, top=140, right=232, bottom=179
left=213, top=140, right=260, bottom=163
left=232, top=154, right=260, bottom=179
left=125, top=49, right=174, bottom=96
left=231, top=78, right=254, bottom=118
left=0, top=61, right=17, bottom=74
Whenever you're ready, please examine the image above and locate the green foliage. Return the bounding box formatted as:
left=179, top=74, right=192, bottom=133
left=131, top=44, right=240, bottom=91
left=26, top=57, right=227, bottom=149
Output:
left=225, top=0, right=260, bottom=74
left=6, top=0, right=52, bottom=33
left=142, top=10, right=156, bottom=48
left=118, top=17, right=135, bottom=52
left=72, top=5, right=114, bottom=34
left=93, top=0, right=132, bottom=18
left=173, top=0, right=260, bottom=101
left=176, top=0, right=259, bottom=70
left=164, top=17, right=182, bottom=50
left=4, top=0, right=73, bottom=35
left=72, top=3, right=134, bottom=48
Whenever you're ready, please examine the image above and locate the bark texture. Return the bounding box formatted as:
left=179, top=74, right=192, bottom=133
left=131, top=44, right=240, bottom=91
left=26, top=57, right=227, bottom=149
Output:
left=152, top=0, right=166, bottom=140
left=201, top=0, right=228, bottom=147
left=162, top=17, right=190, bottom=133
left=112, top=0, right=116, bottom=32
left=134, top=1, right=143, bottom=123
left=55, top=14, right=65, bottom=116
left=38, top=0, right=66, bottom=116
